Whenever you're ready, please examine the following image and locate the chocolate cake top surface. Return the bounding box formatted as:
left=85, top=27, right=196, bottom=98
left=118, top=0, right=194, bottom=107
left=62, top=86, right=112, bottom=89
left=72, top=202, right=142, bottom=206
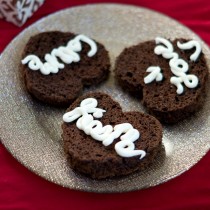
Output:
left=114, top=38, right=209, bottom=123
left=62, top=92, right=162, bottom=179
left=21, top=31, right=110, bottom=106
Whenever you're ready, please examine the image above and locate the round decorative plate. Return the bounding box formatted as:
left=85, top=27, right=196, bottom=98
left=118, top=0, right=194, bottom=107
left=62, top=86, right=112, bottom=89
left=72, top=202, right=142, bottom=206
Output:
left=0, top=4, right=210, bottom=193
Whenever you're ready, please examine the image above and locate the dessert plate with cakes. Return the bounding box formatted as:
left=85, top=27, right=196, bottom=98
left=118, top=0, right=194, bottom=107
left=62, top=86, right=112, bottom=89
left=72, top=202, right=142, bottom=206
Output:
left=0, top=4, right=210, bottom=192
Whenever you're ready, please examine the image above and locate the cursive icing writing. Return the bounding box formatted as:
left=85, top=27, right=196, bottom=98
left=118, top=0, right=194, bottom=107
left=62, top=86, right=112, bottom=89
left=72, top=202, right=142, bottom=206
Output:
left=21, top=34, right=97, bottom=75
left=63, top=98, right=146, bottom=159
left=144, top=66, right=163, bottom=84
left=177, top=40, right=201, bottom=62
left=153, top=37, right=200, bottom=94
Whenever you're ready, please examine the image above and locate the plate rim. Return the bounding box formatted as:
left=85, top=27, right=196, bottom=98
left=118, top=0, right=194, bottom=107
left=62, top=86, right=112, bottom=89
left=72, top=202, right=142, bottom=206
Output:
left=0, top=3, right=210, bottom=193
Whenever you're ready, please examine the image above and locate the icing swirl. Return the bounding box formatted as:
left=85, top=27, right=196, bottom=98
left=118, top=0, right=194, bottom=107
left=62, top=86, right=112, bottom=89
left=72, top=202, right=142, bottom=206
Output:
left=63, top=98, right=105, bottom=122
left=63, top=98, right=146, bottom=159
left=154, top=37, right=199, bottom=94
left=21, top=34, right=97, bottom=75
left=144, top=66, right=163, bottom=84
left=177, top=40, right=201, bottom=62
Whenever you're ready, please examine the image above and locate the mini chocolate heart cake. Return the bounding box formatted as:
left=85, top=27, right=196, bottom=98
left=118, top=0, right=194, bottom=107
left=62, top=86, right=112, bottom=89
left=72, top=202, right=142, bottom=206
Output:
left=62, top=92, right=162, bottom=179
left=21, top=31, right=110, bottom=106
left=114, top=37, right=209, bottom=123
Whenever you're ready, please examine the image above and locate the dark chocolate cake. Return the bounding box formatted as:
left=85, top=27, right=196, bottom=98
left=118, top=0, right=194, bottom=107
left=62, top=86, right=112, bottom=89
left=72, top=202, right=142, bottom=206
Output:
left=21, top=31, right=110, bottom=106
left=114, top=39, right=209, bottom=123
left=62, top=92, right=162, bottom=179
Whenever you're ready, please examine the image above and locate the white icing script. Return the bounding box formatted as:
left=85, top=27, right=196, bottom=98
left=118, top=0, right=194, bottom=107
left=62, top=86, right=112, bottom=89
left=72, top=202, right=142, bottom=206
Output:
left=144, top=66, right=163, bottom=84
left=155, top=37, right=199, bottom=94
left=177, top=40, right=201, bottom=62
left=153, top=37, right=200, bottom=94
left=21, top=34, right=97, bottom=75
left=63, top=98, right=146, bottom=159
left=144, top=37, right=201, bottom=94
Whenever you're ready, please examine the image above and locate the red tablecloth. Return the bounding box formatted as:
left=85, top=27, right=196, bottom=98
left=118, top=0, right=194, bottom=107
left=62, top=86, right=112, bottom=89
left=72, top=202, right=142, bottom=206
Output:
left=1, top=0, right=210, bottom=209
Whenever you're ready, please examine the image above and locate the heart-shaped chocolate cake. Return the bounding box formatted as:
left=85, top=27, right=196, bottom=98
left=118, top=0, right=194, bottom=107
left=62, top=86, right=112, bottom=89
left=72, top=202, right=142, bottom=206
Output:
left=114, top=38, right=209, bottom=123
left=62, top=92, right=162, bottom=179
left=21, top=31, right=110, bottom=106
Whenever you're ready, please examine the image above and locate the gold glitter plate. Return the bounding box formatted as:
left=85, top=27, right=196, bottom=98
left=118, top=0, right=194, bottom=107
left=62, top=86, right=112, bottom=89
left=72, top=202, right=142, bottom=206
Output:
left=0, top=4, right=210, bottom=193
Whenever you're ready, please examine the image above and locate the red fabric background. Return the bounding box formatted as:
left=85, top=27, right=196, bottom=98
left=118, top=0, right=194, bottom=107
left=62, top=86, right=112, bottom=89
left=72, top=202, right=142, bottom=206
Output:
left=1, top=0, right=210, bottom=209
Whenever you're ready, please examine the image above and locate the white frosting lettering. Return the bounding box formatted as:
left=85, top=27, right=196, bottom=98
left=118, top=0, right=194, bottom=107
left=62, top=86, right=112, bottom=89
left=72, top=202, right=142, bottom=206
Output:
left=63, top=98, right=105, bottom=123
left=155, top=37, right=174, bottom=59
left=102, top=123, right=138, bottom=146
left=144, top=66, right=163, bottom=84
left=115, top=138, right=146, bottom=158
left=21, top=34, right=97, bottom=75
left=153, top=37, right=199, bottom=94
left=170, top=73, right=198, bottom=94
left=177, top=40, right=201, bottom=62
left=63, top=98, right=146, bottom=159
